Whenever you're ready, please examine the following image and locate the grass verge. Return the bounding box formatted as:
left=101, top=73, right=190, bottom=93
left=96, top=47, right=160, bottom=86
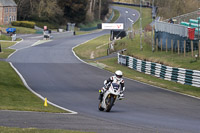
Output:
left=0, top=42, right=16, bottom=58
left=0, top=126, right=93, bottom=133
left=110, top=9, right=120, bottom=23
left=0, top=61, right=67, bottom=113
left=0, top=42, right=68, bottom=113
left=73, top=35, right=110, bottom=59
left=0, top=25, right=36, bottom=34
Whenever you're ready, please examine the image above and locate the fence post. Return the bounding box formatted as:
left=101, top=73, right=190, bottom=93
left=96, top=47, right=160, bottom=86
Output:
left=184, top=40, right=186, bottom=57
left=156, top=38, right=158, bottom=51
left=161, top=39, right=162, bottom=51
left=171, top=39, right=173, bottom=54
left=199, top=40, right=200, bottom=58
left=177, top=40, right=180, bottom=55
left=166, top=39, right=168, bottom=53
left=191, top=41, right=193, bottom=57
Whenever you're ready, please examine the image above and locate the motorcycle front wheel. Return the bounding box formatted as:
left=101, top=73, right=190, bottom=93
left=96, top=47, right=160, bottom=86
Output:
left=105, top=95, right=115, bottom=112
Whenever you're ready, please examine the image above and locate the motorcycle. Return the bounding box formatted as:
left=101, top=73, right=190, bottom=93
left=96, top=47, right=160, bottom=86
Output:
left=98, top=81, right=125, bottom=112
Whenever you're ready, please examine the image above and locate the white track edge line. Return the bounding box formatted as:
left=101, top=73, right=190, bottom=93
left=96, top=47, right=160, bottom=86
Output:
left=9, top=62, right=78, bottom=114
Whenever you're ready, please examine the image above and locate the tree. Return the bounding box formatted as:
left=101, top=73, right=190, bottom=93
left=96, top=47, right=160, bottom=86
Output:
left=58, top=0, right=88, bottom=23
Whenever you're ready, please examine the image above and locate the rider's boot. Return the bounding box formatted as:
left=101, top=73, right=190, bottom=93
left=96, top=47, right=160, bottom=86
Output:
left=98, top=87, right=106, bottom=101
left=119, top=92, right=124, bottom=100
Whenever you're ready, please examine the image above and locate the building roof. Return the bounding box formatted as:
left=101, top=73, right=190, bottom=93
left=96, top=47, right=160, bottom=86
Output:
left=0, top=0, right=17, bottom=7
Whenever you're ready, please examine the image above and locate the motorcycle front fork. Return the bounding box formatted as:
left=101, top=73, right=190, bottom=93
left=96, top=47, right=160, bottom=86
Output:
left=99, top=93, right=103, bottom=101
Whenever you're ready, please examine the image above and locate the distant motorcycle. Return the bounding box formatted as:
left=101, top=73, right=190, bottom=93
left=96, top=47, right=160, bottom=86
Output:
left=98, top=82, right=125, bottom=112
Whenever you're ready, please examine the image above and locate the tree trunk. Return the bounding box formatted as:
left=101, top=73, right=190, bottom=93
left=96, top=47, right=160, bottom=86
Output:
left=98, top=0, right=101, bottom=20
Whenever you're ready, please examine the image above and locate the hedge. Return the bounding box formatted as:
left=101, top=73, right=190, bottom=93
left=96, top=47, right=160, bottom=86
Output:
left=12, top=21, right=36, bottom=28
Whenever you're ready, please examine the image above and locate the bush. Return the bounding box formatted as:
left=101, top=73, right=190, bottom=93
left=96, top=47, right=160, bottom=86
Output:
left=12, top=21, right=36, bottom=28
left=35, top=21, right=59, bottom=29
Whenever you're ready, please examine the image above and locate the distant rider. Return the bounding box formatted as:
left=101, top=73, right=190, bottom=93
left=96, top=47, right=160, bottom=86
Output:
left=99, top=70, right=125, bottom=101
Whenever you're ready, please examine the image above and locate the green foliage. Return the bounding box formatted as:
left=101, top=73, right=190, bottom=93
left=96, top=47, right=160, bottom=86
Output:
left=78, top=20, right=102, bottom=29
left=12, top=21, right=36, bottom=28
left=35, top=21, right=59, bottom=29
left=0, top=35, right=11, bottom=41
left=14, top=0, right=110, bottom=25
left=58, top=0, right=88, bottom=23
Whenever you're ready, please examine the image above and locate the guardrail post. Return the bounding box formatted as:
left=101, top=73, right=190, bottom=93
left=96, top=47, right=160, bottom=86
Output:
left=184, top=40, right=186, bottom=57
left=177, top=40, right=180, bottom=55
left=191, top=40, right=194, bottom=57
left=156, top=38, right=158, bottom=51
left=171, top=39, right=173, bottom=54
left=166, top=39, right=168, bottom=53
left=199, top=40, right=200, bottom=58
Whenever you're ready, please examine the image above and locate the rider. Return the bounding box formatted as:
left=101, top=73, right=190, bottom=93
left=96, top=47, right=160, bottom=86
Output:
left=99, top=70, right=125, bottom=101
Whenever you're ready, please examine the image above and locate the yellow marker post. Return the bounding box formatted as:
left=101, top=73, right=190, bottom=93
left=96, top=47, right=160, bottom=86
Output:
left=44, top=98, right=48, bottom=107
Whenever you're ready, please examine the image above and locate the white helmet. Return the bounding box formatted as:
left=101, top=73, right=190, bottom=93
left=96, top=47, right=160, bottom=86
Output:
left=115, top=70, right=123, bottom=79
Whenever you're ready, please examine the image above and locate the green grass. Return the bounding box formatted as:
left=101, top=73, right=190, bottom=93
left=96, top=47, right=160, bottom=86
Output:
left=0, top=25, right=36, bottom=34
left=113, top=4, right=152, bottom=30
left=73, top=35, right=110, bottom=59
left=110, top=9, right=120, bottom=23
left=0, top=62, right=67, bottom=112
left=115, top=34, right=200, bottom=70
left=0, top=34, right=12, bottom=40
left=110, top=4, right=200, bottom=70
left=0, top=42, right=16, bottom=58
left=73, top=32, right=200, bottom=98
left=75, top=30, right=102, bottom=36
left=0, top=126, right=93, bottom=133
left=0, top=42, right=68, bottom=113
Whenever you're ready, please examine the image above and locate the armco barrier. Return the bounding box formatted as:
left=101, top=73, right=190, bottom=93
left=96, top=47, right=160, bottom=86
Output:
left=112, top=2, right=152, bottom=8
left=118, top=53, right=200, bottom=87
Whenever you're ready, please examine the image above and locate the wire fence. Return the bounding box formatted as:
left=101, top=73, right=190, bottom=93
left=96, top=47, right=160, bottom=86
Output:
left=164, top=10, right=199, bottom=24
left=154, top=38, right=200, bottom=57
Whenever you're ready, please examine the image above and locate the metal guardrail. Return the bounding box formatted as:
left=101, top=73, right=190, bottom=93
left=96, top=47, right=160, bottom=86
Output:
left=118, top=53, right=200, bottom=88
left=112, top=2, right=152, bottom=8
left=155, top=21, right=188, bottom=37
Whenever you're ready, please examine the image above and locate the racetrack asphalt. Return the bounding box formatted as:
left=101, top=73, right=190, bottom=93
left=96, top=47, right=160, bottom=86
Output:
left=1, top=6, right=200, bottom=133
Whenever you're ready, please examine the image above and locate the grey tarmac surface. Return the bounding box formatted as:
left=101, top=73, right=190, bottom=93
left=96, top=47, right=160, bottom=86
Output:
left=1, top=6, right=200, bottom=133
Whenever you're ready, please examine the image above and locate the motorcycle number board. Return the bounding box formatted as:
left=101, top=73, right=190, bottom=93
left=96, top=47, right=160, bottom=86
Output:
left=102, top=23, right=124, bottom=30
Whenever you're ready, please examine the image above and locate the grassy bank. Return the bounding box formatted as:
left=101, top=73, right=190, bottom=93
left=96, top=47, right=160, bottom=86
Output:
left=0, top=61, right=67, bottom=113
left=73, top=33, right=200, bottom=98
left=0, top=127, right=93, bottom=133
left=110, top=9, right=120, bottom=23
left=0, top=25, right=36, bottom=34
left=0, top=42, right=15, bottom=58
left=114, top=34, right=200, bottom=70
left=0, top=42, right=68, bottom=113
left=74, top=35, right=110, bottom=59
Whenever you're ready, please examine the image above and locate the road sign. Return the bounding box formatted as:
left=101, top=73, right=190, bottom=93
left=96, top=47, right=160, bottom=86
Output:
left=102, top=23, right=124, bottom=30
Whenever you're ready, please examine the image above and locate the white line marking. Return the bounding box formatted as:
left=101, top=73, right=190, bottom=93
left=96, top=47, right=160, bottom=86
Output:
left=9, top=62, right=78, bottom=114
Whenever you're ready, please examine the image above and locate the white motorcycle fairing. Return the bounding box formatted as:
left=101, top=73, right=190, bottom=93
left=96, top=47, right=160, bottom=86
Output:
left=99, top=83, right=121, bottom=112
